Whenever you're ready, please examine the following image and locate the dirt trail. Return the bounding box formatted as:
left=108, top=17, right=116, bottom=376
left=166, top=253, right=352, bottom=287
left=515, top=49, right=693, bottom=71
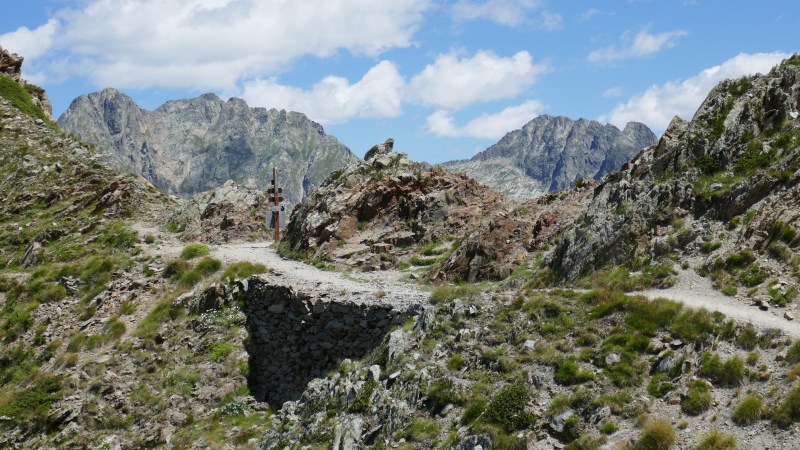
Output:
left=637, top=266, right=800, bottom=338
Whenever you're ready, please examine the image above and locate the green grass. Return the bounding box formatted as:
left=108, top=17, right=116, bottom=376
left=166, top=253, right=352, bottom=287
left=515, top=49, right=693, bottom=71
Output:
left=404, top=417, right=440, bottom=442
left=429, top=283, right=485, bottom=304
left=647, top=374, right=674, bottom=398
left=696, top=430, right=737, bottom=450
left=554, top=357, right=595, bottom=385
left=220, top=261, right=268, bottom=280
left=732, top=395, right=763, bottom=425
left=0, top=375, right=63, bottom=425
left=210, top=341, right=234, bottom=362
left=194, top=257, right=222, bottom=276
left=484, top=383, right=536, bottom=432
left=682, top=380, right=713, bottom=415
left=772, top=383, right=800, bottom=428
left=734, top=140, right=776, bottom=176
left=181, top=243, right=210, bottom=260
left=0, top=74, right=50, bottom=122
left=698, top=353, right=744, bottom=387
left=634, top=420, right=675, bottom=450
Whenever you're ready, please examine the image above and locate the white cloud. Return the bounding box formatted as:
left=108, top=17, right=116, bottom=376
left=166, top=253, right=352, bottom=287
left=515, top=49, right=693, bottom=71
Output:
left=0, top=19, right=59, bottom=59
left=602, top=86, right=624, bottom=97
left=580, top=8, right=602, bottom=21
left=452, top=0, right=562, bottom=29
left=410, top=50, right=547, bottom=109
left=425, top=100, right=544, bottom=139
left=588, top=28, right=687, bottom=63
left=241, top=61, right=405, bottom=125
left=601, top=52, right=790, bottom=131
left=21, top=0, right=429, bottom=89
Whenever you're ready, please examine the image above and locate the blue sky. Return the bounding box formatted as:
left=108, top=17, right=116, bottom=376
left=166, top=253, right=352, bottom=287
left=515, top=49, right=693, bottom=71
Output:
left=1, top=1, right=797, bottom=163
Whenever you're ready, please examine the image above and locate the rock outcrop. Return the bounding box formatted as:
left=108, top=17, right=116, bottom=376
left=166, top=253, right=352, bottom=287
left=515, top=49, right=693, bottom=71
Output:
left=166, top=180, right=273, bottom=244
left=0, top=45, right=53, bottom=120
left=550, top=55, right=800, bottom=284
left=283, top=139, right=508, bottom=269
left=433, top=180, right=597, bottom=282
left=444, top=115, right=656, bottom=200
left=58, top=89, right=358, bottom=205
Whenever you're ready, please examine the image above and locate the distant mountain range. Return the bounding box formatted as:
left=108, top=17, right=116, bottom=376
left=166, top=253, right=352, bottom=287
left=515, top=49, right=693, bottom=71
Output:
left=58, top=88, right=358, bottom=207
left=443, top=115, right=657, bottom=200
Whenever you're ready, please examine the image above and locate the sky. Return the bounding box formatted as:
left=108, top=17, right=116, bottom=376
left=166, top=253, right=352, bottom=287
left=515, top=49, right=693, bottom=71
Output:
left=0, top=1, right=797, bottom=163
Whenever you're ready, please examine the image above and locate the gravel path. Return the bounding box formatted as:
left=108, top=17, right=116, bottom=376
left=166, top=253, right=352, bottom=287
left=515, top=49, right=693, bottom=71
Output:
left=638, top=266, right=800, bottom=338
left=207, top=242, right=428, bottom=306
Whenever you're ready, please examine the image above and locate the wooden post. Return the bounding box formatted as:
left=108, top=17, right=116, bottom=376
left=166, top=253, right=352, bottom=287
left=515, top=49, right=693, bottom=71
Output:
left=273, top=167, right=280, bottom=241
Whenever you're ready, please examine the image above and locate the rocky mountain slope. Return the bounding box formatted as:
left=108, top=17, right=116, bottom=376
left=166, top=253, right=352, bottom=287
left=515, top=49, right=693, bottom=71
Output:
left=444, top=115, right=656, bottom=200
left=550, top=56, right=800, bottom=297
left=283, top=139, right=508, bottom=272
left=58, top=88, right=358, bottom=205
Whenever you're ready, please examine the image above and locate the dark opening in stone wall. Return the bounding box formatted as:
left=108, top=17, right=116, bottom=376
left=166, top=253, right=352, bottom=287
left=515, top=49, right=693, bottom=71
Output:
left=243, top=278, right=417, bottom=406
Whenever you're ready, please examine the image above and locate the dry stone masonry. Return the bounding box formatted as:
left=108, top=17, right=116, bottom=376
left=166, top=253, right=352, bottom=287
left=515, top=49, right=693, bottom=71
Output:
left=243, top=277, right=427, bottom=406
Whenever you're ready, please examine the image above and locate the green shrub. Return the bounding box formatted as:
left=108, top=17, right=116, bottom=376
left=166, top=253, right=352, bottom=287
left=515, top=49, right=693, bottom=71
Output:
left=209, top=341, right=234, bottom=362
left=221, top=261, right=268, bottom=280
left=599, top=421, right=618, bottom=434
left=696, top=430, right=737, bottom=450
left=698, top=353, right=743, bottom=387
left=410, top=255, right=439, bottom=266
left=104, top=319, right=126, bottom=340
left=773, top=220, right=797, bottom=243
left=555, top=358, right=595, bottom=385
left=787, top=340, right=800, bottom=364
left=163, top=259, right=190, bottom=279
left=671, top=308, right=717, bottom=344
left=429, top=284, right=482, bottom=304
left=180, top=243, right=210, bottom=260
left=736, top=324, right=758, bottom=350
left=697, top=155, right=723, bottom=175
left=682, top=380, right=713, bottom=415
left=484, top=383, right=536, bottom=431
left=732, top=395, right=763, bottom=425
left=773, top=384, right=800, bottom=428
left=701, top=241, right=722, bottom=253
left=448, top=353, right=466, bottom=371
left=194, top=257, right=222, bottom=276
left=647, top=374, right=674, bottom=398
left=734, top=140, right=775, bottom=176
left=0, top=375, right=63, bottom=424
left=178, top=270, right=202, bottom=288
left=634, top=420, right=675, bottom=450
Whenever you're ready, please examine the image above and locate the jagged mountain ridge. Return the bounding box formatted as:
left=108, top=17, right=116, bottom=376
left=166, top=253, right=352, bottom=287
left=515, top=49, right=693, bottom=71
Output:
left=444, top=115, right=656, bottom=200
left=58, top=88, right=359, bottom=206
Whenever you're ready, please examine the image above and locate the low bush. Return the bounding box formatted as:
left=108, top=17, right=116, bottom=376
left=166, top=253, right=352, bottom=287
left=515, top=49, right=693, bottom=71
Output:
left=773, top=383, right=800, bottom=428
left=180, top=243, right=210, bottom=260
left=681, top=380, right=713, bottom=415
left=209, top=341, right=234, bottom=362
left=736, top=323, right=758, bottom=350
left=484, top=383, right=536, bottom=432
left=220, top=261, right=268, bottom=280
left=555, top=358, right=595, bottom=385
left=163, top=259, right=190, bottom=279
left=426, top=378, right=462, bottom=415
left=647, top=374, right=674, bottom=398
left=634, top=419, right=675, bottom=450
left=786, top=340, right=800, bottom=364
left=696, top=430, right=737, bottom=450
left=194, top=257, right=222, bottom=276
left=732, top=395, right=763, bottom=425
left=448, top=353, right=467, bottom=371
left=462, top=397, right=487, bottom=425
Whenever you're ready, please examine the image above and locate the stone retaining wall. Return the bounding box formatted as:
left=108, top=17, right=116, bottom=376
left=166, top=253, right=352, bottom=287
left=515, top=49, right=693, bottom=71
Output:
left=243, top=277, right=423, bottom=405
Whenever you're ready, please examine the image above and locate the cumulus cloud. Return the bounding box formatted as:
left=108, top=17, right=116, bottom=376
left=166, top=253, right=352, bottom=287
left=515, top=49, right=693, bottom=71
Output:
left=241, top=61, right=405, bottom=125
left=588, top=28, right=687, bottom=63
left=17, top=0, right=429, bottom=89
left=452, top=0, right=562, bottom=29
left=425, top=100, right=544, bottom=139
left=601, top=52, right=790, bottom=131
left=0, top=19, right=59, bottom=59
left=410, top=50, right=547, bottom=109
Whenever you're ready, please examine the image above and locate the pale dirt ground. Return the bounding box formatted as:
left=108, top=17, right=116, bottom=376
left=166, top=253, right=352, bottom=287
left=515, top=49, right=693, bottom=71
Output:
left=638, top=265, right=800, bottom=338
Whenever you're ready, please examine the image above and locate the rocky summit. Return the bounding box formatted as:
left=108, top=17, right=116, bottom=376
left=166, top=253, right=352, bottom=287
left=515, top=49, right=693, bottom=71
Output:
left=57, top=88, right=358, bottom=205
left=444, top=115, right=656, bottom=200
left=284, top=138, right=508, bottom=272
